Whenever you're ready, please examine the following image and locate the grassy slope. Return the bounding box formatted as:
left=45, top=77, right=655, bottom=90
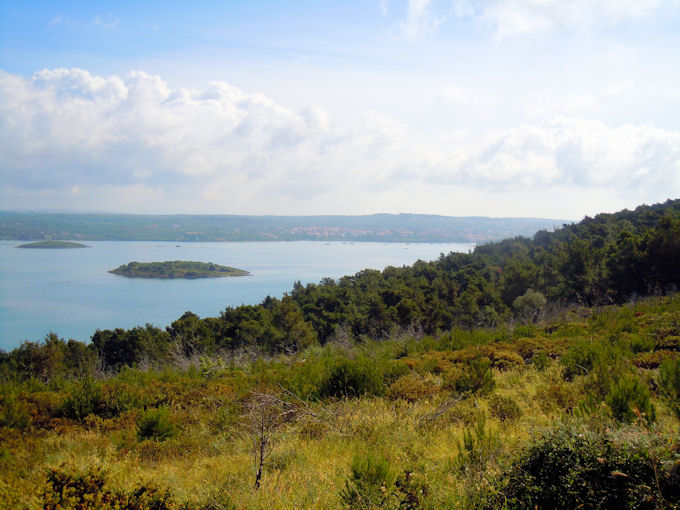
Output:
left=1, top=295, right=679, bottom=508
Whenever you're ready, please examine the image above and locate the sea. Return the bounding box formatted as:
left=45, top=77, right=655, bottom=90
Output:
left=0, top=240, right=472, bottom=351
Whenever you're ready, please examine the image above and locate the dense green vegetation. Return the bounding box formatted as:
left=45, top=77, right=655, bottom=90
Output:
left=109, top=261, right=249, bottom=279
left=16, top=240, right=89, bottom=249
left=0, top=211, right=565, bottom=243
left=1, top=199, right=679, bottom=508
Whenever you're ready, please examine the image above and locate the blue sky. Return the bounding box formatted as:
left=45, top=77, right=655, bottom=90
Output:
left=1, top=1, right=679, bottom=218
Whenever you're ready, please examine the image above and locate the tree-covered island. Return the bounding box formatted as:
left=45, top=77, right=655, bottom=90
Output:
left=17, top=240, right=90, bottom=249
left=109, top=260, right=249, bottom=279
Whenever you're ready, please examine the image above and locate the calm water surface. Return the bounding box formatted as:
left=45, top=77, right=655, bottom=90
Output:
left=0, top=240, right=472, bottom=350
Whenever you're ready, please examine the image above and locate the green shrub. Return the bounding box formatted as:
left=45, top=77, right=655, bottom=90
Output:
left=319, top=358, right=386, bottom=399
left=137, top=407, right=178, bottom=441
left=0, top=394, right=30, bottom=430
left=42, top=465, right=178, bottom=509
left=489, top=394, right=523, bottom=422
left=605, top=375, right=655, bottom=423
left=534, top=382, right=577, bottom=413
left=531, top=351, right=549, bottom=371
left=627, top=334, right=655, bottom=353
left=560, top=338, right=602, bottom=380
left=340, top=452, right=397, bottom=508
left=656, top=335, right=680, bottom=351
left=59, top=376, right=106, bottom=420
left=456, top=415, right=499, bottom=472
left=386, top=372, right=440, bottom=402
left=444, top=357, right=495, bottom=396
left=658, top=357, right=680, bottom=418
left=497, top=423, right=680, bottom=509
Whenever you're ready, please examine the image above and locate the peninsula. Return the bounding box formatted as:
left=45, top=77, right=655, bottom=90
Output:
left=17, top=240, right=90, bottom=249
left=109, top=261, right=248, bottom=279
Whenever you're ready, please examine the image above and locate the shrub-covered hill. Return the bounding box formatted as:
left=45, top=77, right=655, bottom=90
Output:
left=1, top=295, right=679, bottom=508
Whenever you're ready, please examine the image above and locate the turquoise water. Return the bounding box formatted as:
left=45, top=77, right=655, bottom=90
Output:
left=0, top=240, right=471, bottom=350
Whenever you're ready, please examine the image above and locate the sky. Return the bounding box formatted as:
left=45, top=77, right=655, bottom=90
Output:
left=1, top=1, right=679, bottom=220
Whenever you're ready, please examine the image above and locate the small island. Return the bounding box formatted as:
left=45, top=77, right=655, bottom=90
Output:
left=109, top=260, right=249, bottom=279
left=17, top=240, right=90, bottom=249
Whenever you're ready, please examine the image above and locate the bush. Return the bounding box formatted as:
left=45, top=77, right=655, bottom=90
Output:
left=455, top=414, right=499, bottom=472
left=560, top=338, right=602, bottom=380
left=443, top=357, right=495, bottom=396
left=656, top=335, right=680, bottom=351
left=59, top=376, right=106, bottom=420
left=0, top=394, right=30, bottom=430
left=137, top=407, right=178, bottom=441
left=489, top=394, right=523, bottom=422
left=386, top=372, right=440, bottom=402
left=497, top=423, right=680, bottom=509
left=658, top=357, right=680, bottom=418
left=319, top=357, right=386, bottom=399
left=534, top=382, right=577, bottom=413
left=42, top=465, right=178, bottom=509
left=340, top=452, right=397, bottom=508
left=605, top=375, right=655, bottom=423
left=531, top=351, right=550, bottom=371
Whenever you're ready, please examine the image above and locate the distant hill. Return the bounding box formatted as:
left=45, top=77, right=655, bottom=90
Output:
left=0, top=211, right=568, bottom=243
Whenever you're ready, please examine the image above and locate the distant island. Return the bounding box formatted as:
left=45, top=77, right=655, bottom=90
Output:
left=109, top=260, right=249, bottom=279
left=17, top=240, right=90, bottom=249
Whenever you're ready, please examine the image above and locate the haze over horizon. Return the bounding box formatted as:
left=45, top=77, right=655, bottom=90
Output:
left=1, top=1, right=679, bottom=220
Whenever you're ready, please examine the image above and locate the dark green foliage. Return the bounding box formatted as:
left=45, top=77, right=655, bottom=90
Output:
left=498, top=423, right=680, bottom=509
left=560, top=337, right=603, bottom=381
left=489, top=394, right=523, bottom=422
left=605, top=375, right=655, bottom=423
left=340, top=452, right=397, bottom=508
left=319, top=357, right=387, bottom=399
left=137, top=407, right=178, bottom=441
left=513, top=289, right=547, bottom=324
left=60, top=376, right=106, bottom=420
left=42, top=465, right=180, bottom=509
left=0, top=333, right=98, bottom=382
left=531, top=351, right=549, bottom=371
left=92, top=325, right=173, bottom=370
left=658, top=357, right=680, bottom=418
left=445, top=356, right=495, bottom=395
left=0, top=393, right=31, bottom=430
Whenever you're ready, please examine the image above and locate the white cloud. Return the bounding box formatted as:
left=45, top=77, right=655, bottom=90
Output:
left=391, top=0, right=677, bottom=39
left=0, top=68, right=678, bottom=217
left=401, top=0, right=444, bottom=37
left=482, top=0, right=670, bottom=38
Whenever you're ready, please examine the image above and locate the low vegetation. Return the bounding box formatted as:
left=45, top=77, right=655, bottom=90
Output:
left=1, top=295, right=680, bottom=508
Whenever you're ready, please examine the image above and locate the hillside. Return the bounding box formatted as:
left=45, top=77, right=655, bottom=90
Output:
left=1, top=199, right=680, bottom=509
